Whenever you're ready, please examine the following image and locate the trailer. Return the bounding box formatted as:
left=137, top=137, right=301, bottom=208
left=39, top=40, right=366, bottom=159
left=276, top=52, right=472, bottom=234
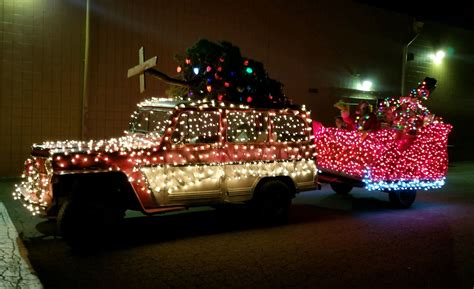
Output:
left=314, top=122, right=452, bottom=208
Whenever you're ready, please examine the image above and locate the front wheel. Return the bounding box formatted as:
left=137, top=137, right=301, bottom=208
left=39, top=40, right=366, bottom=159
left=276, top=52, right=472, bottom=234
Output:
left=388, top=190, right=417, bottom=209
left=57, top=198, right=125, bottom=250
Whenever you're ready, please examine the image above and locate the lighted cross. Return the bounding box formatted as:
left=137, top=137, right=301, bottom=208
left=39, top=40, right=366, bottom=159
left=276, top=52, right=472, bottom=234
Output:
left=127, top=47, right=189, bottom=93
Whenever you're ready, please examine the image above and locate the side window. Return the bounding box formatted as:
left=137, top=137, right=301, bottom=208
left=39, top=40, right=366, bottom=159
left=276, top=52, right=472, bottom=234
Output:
left=148, top=110, right=172, bottom=135
left=134, top=110, right=150, bottom=132
left=172, top=111, right=220, bottom=144
left=272, top=113, right=307, bottom=142
left=226, top=111, right=268, bottom=143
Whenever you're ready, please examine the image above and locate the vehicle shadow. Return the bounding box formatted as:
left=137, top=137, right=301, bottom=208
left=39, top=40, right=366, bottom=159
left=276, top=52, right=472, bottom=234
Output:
left=29, top=193, right=404, bottom=252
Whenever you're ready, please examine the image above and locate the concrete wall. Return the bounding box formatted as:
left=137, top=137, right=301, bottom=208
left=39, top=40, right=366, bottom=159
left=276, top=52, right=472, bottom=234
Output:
left=1, top=0, right=411, bottom=176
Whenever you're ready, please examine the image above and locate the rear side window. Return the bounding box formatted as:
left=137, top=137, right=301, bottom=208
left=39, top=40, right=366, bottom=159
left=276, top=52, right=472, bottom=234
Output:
left=172, top=111, right=220, bottom=144
left=272, top=113, right=307, bottom=142
left=226, top=111, right=268, bottom=143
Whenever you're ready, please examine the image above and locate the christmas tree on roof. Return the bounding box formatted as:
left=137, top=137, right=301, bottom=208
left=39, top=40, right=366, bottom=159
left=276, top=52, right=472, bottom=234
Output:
left=128, top=39, right=290, bottom=108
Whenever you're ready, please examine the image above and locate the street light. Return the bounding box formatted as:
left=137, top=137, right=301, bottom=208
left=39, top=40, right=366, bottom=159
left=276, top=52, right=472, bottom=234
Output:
left=357, top=80, right=373, bottom=91
left=429, top=50, right=446, bottom=64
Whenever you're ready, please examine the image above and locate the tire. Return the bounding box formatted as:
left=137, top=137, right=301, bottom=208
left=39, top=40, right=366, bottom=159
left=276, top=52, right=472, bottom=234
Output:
left=57, top=199, right=77, bottom=246
left=388, top=190, right=417, bottom=209
left=57, top=197, right=125, bottom=250
left=330, top=182, right=353, bottom=195
left=252, top=179, right=292, bottom=224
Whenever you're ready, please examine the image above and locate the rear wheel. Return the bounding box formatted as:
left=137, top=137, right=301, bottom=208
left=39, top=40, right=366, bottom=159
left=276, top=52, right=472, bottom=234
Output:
left=252, top=179, right=292, bottom=224
left=388, top=190, right=417, bottom=209
left=330, top=182, right=353, bottom=195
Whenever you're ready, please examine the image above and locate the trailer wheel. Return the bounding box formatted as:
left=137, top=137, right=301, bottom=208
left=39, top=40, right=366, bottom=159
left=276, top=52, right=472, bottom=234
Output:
left=330, top=183, right=353, bottom=195
left=388, top=190, right=417, bottom=209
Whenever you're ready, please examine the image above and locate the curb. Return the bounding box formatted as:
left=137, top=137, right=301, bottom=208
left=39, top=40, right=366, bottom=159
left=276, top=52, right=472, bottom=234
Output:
left=0, top=202, right=43, bottom=289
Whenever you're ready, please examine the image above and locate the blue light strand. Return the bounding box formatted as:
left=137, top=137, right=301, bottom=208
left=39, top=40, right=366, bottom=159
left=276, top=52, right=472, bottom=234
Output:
left=363, top=170, right=446, bottom=191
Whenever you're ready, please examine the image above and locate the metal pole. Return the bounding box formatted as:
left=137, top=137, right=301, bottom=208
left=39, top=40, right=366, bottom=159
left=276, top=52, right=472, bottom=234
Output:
left=81, top=0, right=90, bottom=139
left=401, top=27, right=420, bottom=95
left=401, top=45, right=407, bottom=95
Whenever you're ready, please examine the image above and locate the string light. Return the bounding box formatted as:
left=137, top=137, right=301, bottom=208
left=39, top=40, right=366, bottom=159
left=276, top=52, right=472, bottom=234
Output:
left=315, top=122, right=452, bottom=191
left=142, top=159, right=316, bottom=195
left=167, top=39, right=289, bottom=108
left=14, top=98, right=316, bottom=216
left=377, top=79, right=436, bottom=133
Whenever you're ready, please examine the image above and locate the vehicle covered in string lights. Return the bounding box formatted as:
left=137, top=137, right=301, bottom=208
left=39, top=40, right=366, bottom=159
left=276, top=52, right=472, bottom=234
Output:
left=314, top=78, right=452, bottom=208
left=14, top=97, right=317, bottom=246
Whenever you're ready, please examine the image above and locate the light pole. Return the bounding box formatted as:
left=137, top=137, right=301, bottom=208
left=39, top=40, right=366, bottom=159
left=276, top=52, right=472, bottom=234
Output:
left=401, top=20, right=423, bottom=95
left=81, top=0, right=90, bottom=139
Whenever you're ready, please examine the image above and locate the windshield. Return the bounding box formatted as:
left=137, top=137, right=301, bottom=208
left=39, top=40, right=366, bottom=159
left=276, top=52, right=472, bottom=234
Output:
left=129, top=108, right=172, bottom=136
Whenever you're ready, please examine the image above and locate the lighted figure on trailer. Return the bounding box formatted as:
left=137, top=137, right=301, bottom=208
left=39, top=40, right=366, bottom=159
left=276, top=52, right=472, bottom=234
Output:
left=314, top=78, right=452, bottom=195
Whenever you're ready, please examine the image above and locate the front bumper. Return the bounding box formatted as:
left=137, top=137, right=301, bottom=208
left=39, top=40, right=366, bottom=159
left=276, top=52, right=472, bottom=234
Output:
left=13, top=157, right=53, bottom=216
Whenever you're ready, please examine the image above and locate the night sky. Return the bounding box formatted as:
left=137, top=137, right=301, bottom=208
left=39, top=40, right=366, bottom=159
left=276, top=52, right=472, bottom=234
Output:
left=358, top=0, right=474, bottom=31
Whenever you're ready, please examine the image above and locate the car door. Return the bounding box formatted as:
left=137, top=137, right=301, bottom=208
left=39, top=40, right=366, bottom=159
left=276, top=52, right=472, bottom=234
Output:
left=163, top=109, right=224, bottom=205
left=224, top=110, right=270, bottom=201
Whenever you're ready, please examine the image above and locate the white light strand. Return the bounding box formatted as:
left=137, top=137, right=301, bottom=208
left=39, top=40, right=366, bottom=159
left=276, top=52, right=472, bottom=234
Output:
left=14, top=98, right=315, bottom=216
